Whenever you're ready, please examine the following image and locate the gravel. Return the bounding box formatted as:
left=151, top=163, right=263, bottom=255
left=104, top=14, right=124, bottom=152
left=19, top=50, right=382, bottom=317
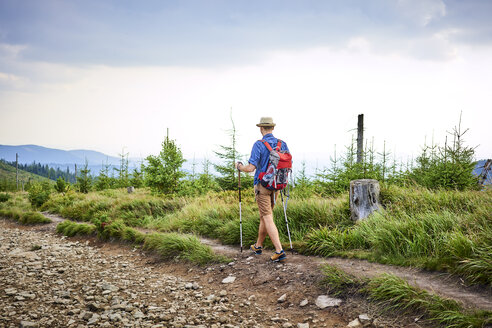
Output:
left=0, top=223, right=278, bottom=327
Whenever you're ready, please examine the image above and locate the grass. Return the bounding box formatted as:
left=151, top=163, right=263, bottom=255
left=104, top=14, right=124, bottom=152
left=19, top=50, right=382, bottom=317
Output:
left=0, top=192, right=11, bottom=202
left=319, top=265, right=363, bottom=297
left=319, top=266, right=491, bottom=328
left=56, top=220, right=96, bottom=237
left=54, top=217, right=229, bottom=265
left=19, top=211, right=51, bottom=224
left=366, top=274, right=491, bottom=328
left=42, top=189, right=184, bottom=226
left=37, top=185, right=492, bottom=284
left=0, top=206, right=51, bottom=225
left=142, top=232, right=229, bottom=265
left=306, top=185, right=492, bottom=285
left=0, top=161, right=52, bottom=192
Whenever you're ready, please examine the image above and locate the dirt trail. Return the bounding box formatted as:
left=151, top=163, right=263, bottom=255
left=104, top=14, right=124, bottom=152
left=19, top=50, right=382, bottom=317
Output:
left=42, top=212, right=492, bottom=313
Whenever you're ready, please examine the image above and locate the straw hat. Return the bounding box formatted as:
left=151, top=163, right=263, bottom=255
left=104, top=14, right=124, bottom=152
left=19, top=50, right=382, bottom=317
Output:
left=256, top=117, right=276, bottom=127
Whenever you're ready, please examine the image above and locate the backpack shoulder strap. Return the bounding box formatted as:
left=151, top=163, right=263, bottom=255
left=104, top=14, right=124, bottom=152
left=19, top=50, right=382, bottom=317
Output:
left=260, top=139, right=273, bottom=152
left=276, top=139, right=282, bottom=151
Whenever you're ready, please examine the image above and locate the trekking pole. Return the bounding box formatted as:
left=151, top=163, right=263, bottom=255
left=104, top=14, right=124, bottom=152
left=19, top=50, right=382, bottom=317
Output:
left=280, top=189, right=293, bottom=254
left=238, top=163, right=243, bottom=253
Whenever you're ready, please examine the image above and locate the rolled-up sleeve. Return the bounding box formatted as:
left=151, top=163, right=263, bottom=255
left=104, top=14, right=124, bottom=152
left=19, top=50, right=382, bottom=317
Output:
left=248, top=141, right=261, bottom=168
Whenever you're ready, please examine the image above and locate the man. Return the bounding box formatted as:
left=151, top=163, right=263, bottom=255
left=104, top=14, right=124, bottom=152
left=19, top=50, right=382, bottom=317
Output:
left=236, top=117, right=289, bottom=262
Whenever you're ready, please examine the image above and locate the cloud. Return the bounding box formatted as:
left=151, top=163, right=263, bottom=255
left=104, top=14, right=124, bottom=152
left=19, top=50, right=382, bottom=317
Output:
left=397, top=0, right=446, bottom=26
left=0, top=42, right=26, bottom=59
left=0, top=0, right=491, bottom=68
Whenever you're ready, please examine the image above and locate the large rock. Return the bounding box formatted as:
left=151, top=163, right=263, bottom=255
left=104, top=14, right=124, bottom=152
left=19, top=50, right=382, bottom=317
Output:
left=349, top=179, right=381, bottom=221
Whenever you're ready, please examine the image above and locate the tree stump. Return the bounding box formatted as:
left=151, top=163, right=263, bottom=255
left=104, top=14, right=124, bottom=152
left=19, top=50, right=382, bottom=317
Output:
left=349, top=179, right=381, bottom=221
left=127, top=186, right=135, bottom=194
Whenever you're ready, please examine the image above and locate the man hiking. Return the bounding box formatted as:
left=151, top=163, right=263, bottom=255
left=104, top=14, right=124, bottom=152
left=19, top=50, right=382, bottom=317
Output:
left=236, top=117, right=290, bottom=262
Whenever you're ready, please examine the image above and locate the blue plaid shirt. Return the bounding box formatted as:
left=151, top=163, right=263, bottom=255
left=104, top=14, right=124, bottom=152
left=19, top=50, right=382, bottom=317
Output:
left=248, top=133, right=290, bottom=185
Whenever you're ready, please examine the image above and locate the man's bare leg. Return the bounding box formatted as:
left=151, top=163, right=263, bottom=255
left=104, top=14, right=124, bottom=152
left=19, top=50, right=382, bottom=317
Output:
left=260, top=214, right=282, bottom=252
left=256, top=219, right=267, bottom=247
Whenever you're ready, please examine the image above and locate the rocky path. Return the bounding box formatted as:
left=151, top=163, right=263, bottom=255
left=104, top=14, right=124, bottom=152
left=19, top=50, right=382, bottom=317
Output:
left=198, top=236, right=492, bottom=312
left=0, top=220, right=362, bottom=328
left=39, top=214, right=492, bottom=311
left=2, top=212, right=491, bottom=328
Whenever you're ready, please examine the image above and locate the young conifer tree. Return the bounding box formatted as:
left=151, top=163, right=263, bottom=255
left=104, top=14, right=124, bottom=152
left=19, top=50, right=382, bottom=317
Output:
left=213, top=112, right=239, bottom=191
left=114, top=150, right=130, bottom=188
left=95, top=160, right=113, bottom=191
left=77, top=160, right=92, bottom=193
left=144, top=133, right=186, bottom=194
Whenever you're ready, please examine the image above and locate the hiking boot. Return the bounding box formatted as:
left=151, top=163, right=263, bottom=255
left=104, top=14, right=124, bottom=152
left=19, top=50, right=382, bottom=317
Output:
left=270, top=250, right=286, bottom=262
left=250, top=244, right=262, bottom=255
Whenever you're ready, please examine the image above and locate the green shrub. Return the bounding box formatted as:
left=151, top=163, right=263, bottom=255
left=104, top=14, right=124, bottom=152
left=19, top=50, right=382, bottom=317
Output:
left=19, top=211, right=51, bottom=224
left=54, top=177, right=70, bottom=193
left=27, top=181, right=52, bottom=208
left=0, top=192, right=11, bottom=202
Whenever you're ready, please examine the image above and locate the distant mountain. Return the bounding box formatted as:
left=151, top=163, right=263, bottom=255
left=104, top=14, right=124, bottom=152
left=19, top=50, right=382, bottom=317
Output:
left=0, top=144, right=122, bottom=165
left=0, top=144, right=144, bottom=176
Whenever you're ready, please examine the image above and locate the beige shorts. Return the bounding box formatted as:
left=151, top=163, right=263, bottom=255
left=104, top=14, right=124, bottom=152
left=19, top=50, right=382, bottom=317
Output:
left=255, top=184, right=279, bottom=218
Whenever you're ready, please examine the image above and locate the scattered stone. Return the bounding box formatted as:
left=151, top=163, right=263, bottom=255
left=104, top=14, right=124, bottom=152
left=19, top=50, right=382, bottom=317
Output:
left=347, top=318, right=362, bottom=328
left=133, top=310, right=145, bottom=319
left=358, top=314, right=371, bottom=326
left=297, top=323, right=309, bottom=328
left=87, top=302, right=100, bottom=312
left=221, top=276, right=236, bottom=284
left=277, top=293, right=287, bottom=303
left=4, top=288, right=17, bottom=295
left=299, top=299, right=308, bottom=307
left=315, top=295, right=342, bottom=309
left=80, top=311, right=94, bottom=321
left=283, top=323, right=293, bottom=328
left=185, top=283, right=193, bottom=289
left=19, top=321, right=38, bottom=328
left=100, top=283, right=119, bottom=292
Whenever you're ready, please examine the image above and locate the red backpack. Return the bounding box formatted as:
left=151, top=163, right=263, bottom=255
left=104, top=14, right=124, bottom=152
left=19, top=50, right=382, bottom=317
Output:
left=258, top=139, right=292, bottom=190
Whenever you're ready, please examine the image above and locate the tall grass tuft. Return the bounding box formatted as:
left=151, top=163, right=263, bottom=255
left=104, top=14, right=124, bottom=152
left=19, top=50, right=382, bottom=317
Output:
left=56, top=220, right=96, bottom=237
left=319, top=265, right=363, bottom=297
left=366, top=274, right=491, bottom=328
left=306, top=186, right=492, bottom=285
left=19, top=211, right=51, bottom=225
left=0, top=207, right=50, bottom=225
left=142, top=232, right=228, bottom=265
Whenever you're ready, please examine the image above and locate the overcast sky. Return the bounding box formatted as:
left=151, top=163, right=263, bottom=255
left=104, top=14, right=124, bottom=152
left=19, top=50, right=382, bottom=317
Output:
left=1, top=0, right=491, bottom=173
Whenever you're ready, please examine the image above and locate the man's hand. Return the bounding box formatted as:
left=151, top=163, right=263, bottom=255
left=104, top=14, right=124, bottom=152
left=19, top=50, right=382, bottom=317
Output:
left=236, top=162, right=256, bottom=173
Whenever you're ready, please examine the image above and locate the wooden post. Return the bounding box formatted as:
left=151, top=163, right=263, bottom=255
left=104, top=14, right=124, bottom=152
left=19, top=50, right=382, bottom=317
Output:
left=357, top=114, right=364, bottom=164
left=16, top=153, right=19, bottom=190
